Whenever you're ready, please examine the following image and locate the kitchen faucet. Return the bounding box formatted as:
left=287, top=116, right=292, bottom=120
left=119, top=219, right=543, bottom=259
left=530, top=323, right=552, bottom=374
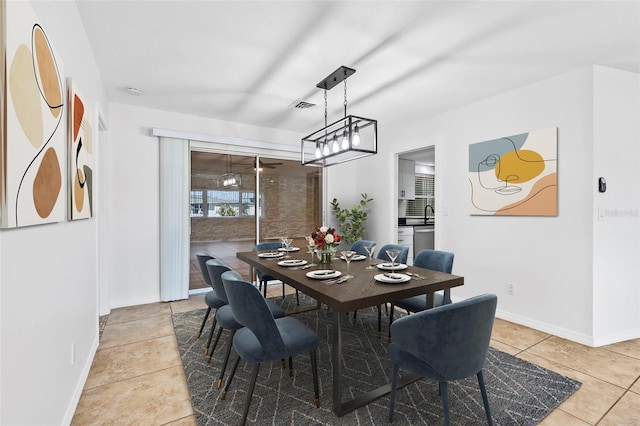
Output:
left=424, top=205, right=435, bottom=224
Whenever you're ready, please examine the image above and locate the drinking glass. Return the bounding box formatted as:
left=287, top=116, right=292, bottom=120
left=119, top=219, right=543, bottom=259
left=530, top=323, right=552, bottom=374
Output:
left=285, top=238, right=293, bottom=257
left=305, top=237, right=317, bottom=265
left=341, top=250, right=356, bottom=278
left=364, top=244, right=376, bottom=269
left=385, top=248, right=401, bottom=274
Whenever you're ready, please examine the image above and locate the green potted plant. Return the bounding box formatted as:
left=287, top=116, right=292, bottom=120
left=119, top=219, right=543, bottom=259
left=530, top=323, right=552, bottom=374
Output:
left=330, top=193, right=373, bottom=246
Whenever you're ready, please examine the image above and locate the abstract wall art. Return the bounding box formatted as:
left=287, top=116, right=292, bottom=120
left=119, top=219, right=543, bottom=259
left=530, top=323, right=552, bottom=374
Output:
left=1, top=0, right=66, bottom=228
left=468, top=127, right=558, bottom=216
left=68, top=79, right=93, bottom=220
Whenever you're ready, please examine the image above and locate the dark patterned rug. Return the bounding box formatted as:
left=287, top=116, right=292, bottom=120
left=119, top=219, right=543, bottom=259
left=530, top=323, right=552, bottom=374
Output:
left=173, top=294, right=580, bottom=425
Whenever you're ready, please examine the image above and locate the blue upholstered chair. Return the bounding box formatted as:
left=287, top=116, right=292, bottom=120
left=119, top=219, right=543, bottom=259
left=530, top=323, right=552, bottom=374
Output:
left=350, top=239, right=376, bottom=257
left=220, top=270, right=320, bottom=425
left=195, top=252, right=226, bottom=353
left=388, top=249, right=455, bottom=336
left=388, top=293, right=497, bottom=425
left=205, top=260, right=285, bottom=389
left=252, top=242, right=299, bottom=304
left=353, top=243, right=410, bottom=332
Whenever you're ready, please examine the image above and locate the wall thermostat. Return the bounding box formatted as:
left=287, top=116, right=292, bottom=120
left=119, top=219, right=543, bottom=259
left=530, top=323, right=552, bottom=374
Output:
left=598, top=177, right=606, bottom=193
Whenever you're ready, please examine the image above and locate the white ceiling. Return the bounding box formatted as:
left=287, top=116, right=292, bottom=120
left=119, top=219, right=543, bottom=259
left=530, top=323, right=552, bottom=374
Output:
left=76, top=1, right=640, bottom=135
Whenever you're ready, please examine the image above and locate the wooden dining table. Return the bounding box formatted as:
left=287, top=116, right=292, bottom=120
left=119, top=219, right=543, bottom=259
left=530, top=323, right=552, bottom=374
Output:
left=236, top=243, right=464, bottom=417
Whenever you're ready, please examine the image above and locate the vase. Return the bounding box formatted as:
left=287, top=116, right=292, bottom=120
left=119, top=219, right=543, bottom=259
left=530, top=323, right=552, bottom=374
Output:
left=319, top=249, right=332, bottom=264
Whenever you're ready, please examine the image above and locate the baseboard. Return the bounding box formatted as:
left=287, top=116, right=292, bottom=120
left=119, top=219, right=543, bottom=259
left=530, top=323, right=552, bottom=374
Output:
left=592, top=328, right=640, bottom=347
left=62, top=332, right=99, bottom=424
left=495, top=308, right=594, bottom=346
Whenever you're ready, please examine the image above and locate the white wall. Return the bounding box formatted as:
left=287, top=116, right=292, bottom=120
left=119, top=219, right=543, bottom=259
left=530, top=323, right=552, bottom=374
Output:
left=592, top=66, right=640, bottom=344
left=328, top=66, right=640, bottom=346
left=0, top=1, right=107, bottom=424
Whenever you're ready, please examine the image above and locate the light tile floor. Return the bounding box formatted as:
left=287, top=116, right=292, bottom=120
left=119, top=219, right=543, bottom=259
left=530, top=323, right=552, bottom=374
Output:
left=72, top=287, right=640, bottom=425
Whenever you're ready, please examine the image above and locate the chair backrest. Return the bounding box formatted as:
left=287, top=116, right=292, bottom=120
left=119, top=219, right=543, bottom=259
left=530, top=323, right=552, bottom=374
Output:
left=413, top=249, right=455, bottom=304
left=221, top=270, right=287, bottom=359
left=195, top=251, right=215, bottom=287
left=390, top=293, right=497, bottom=381
left=377, top=244, right=409, bottom=264
left=205, top=259, right=232, bottom=303
left=252, top=242, right=282, bottom=252
left=252, top=242, right=282, bottom=280
left=350, top=240, right=376, bottom=257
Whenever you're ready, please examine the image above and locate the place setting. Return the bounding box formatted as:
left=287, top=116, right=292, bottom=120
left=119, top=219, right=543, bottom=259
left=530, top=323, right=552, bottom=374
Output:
left=257, top=251, right=284, bottom=259
left=374, top=248, right=411, bottom=284
left=306, top=268, right=348, bottom=285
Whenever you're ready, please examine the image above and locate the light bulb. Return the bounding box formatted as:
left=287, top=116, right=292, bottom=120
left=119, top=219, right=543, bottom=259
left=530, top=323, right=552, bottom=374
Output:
left=332, top=134, right=340, bottom=153
left=315, top=145, right=322, bottom=159
left=352, top=124, right=361, bottom=146
left=341, top=129, right=349, bottom=149
left=323, top=142, right=330, bottom=156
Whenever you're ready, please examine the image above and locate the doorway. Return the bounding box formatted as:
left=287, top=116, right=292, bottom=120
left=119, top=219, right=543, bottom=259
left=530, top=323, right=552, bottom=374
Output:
left=189, top=152, right=322, bottom=290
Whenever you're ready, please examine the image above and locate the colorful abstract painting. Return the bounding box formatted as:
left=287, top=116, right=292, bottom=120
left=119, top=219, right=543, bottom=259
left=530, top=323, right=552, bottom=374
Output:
left=1, top=0, right=65, bottom=228
left=468, top=127, right=557, bottom=216
left=68, top=79, right=93, bottom=220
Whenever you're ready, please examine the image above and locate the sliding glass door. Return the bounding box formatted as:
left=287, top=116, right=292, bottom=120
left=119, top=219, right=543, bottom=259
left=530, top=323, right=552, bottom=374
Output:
left=189, top=152, right=322, bottom=289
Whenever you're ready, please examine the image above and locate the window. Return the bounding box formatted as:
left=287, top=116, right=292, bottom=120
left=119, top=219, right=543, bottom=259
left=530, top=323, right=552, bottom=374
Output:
left=191, top=189, right=260, bottom=218
left=190, top=190, right=204, bottom=217
left=406, top=174, right=435, bottom=218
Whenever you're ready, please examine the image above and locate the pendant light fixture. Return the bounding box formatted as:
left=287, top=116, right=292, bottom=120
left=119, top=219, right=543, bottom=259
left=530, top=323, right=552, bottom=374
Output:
left=221, top=155, right=241, bottom=187
left=301, top=66, right=377, bottom=167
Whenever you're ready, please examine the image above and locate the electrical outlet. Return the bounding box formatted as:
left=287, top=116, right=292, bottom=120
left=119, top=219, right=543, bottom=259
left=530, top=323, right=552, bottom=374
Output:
left=507, top=283, right=516, bottom=296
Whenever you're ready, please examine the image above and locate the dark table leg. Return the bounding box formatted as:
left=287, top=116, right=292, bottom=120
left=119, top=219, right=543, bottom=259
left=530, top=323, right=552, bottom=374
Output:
left=331, top=310, right=343, bottom=415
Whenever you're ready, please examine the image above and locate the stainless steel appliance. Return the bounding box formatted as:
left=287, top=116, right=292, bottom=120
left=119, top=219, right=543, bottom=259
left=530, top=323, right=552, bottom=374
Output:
left=414, top=225, right=434, bottom=254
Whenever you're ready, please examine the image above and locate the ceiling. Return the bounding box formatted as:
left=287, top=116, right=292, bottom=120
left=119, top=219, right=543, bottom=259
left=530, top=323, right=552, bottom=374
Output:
left=76, top=1, right=640, bottom=136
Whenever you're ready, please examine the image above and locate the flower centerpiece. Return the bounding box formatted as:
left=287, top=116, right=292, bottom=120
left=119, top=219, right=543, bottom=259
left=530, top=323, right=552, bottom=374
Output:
left=311, top=226, right=341, bottom=264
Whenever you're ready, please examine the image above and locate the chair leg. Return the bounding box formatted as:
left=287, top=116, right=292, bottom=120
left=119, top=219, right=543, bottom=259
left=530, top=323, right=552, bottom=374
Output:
left=295, top=289, right=300, bottom=305
left=310, top=350, right=320, bottom=407
left=388, top=364, right=400, bottom=422
left=477, top=370, right=494, bottom=425
left=197, top=307, right=211, bottom=338
left=216, top=330, right=236, bottom=388
left=282, top=282, right=286, bottom=299
left=262, top=280, right=267, bottom=298
left=240, top=363, right=261, bottom=426
left=221, top=354, right=241, bottom=400
left=439, top=381, right=451, bottom=426
left=377, top=305, right=382, bottom=336
left=352, top=310, right=357, bottom=325
left=207, top=325, right=224, bottom=362
left=203, top=317, right=218, bottom=356
left=288, top=356, right=293, bottom=377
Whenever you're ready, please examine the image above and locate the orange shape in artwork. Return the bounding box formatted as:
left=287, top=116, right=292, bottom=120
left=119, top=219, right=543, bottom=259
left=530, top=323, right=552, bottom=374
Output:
left=73, top=94, right=85, bottom=142
left=33, top=147, right=62, bottom=218
left=495, top=150, right=545, bottom=184
left=495, top=173, right=557, bottom=216
left=33, top=26, right=62, bottom=118
left=74, top=168, right=85, bottom=212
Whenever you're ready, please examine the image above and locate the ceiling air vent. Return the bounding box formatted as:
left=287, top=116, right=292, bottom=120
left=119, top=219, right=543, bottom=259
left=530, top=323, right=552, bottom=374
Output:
left=289, top=98, right=316, bottom=109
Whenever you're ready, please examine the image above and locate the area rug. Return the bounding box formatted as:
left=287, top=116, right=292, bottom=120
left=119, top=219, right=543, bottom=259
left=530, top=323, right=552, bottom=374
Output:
left=173, top=294, right=580, bottom=425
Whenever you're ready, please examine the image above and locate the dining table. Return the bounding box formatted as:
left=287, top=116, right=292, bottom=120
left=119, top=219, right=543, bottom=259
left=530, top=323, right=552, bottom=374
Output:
left=236, top=241, right=464, bottom=417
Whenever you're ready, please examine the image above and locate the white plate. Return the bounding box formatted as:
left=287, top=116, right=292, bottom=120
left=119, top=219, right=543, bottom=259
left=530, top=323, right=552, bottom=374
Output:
left=278, top=247, right=300, bottom=252
left=278, top=259, right=308, bottom=267
left=306, top=269, right=342, bottom=279
left=340, top=254, right=367, bottom=261
left=258, top=252, right=284, bottom=258
left=375, top=273, right=411, bottom=284
left=376, top=262, right=408, bottom=271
